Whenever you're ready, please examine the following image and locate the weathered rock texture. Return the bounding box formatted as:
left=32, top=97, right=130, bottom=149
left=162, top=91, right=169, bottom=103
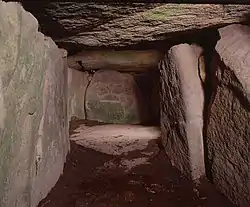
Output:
left=86, top=70, right=149, bottom=124
left=67, top=68, right=159, bottom=124
left=20, top=3, right=250, bottom=52
left=159, top=44, right=205, bottom=181
left=68, top=68, right=89, bottom=120
left=0, top=1, right=69, bottom=207
left=67, top=50, right=162, bottom=72
left=207, top=24, right=250, bottom=206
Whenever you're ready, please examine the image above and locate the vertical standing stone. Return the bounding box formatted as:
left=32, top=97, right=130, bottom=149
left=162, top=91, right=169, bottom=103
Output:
left=207, top=24, right=250, bottom=206
left=85, top=70, right=149, bottom=124
left=0, top=1, right=69, bottom=207
left=68, top=68, right=89, bottom=120
left=30, top=47, right=69, bottom=207
left=159, top=43, right=205, bottom=181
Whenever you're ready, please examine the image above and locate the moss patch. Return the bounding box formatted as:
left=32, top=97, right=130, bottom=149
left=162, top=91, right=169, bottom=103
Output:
left=142, top=6, right=177, bottom=21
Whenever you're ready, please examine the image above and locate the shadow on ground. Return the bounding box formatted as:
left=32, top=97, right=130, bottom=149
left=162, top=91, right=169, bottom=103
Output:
left=38, top=120, right=235, bottom=207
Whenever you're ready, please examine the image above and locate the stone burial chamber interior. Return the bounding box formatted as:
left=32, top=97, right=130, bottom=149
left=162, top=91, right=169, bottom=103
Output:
left=67, top=49, right=162, bottom=126
left=0, top=1, right=250, bottom=207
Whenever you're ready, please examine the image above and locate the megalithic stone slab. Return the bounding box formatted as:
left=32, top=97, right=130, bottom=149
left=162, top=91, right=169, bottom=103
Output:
left=68, top=68, right=89, bottom=120
left=0, top=1, right=69, bottom=207
left=159, top=43, right=205, bottom=181
left=85, top=70, right=149, bottom=124
left=207, top=24, right=250, bottom=206
left=20, top=3, right=250, bottom=51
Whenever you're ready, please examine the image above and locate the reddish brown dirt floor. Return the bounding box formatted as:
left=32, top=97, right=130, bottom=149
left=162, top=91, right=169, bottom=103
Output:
left=38, top=120, right=236, bottom=207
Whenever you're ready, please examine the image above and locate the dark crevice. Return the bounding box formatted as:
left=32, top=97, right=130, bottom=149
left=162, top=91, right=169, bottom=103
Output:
left=202, top=51, right=224, bottom=183
left=83, top=72, right=95, bottom=121
left=192, top=30, right=221, bottom=182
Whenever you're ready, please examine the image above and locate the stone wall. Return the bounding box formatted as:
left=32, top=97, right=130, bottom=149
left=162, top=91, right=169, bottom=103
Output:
left=68, top=68, right=159, bottom=124
left=159, top=24, right=250, bottom=206
left=67, top=49, right=161, bottom=124
left=207, top=24, right=250, bottom=206
left=0, top=1, right=69, bottom=207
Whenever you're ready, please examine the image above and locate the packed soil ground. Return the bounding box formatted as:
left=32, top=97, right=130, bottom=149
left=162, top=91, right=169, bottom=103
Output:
left=38, top=120, right=235, bottom=207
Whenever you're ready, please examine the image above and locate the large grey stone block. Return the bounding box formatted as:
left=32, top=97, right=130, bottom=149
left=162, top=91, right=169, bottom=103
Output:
left=159, top=43, right=205, bottom=181
left=0, top=1, right=69, bottom=206
left=85, top=70, right=149, bottom=124
left=68, top=68, right=89, bottom=120
left=207, top=24, right=250, bottom=206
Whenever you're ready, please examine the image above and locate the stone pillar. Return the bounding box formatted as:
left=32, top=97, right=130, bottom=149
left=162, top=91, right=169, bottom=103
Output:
left=159, top=43, right=205, bottom=181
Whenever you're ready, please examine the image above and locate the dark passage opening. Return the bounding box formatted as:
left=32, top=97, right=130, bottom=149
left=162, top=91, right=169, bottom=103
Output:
left=37, top=27, right=236, bottom=207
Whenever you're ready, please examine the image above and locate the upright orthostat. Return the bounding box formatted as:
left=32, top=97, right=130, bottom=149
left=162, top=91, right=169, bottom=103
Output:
left=159, top=43, right=206, bottom=181
left=207, top=24, right=250, bottom=207
left=0, top=1, right=69, bottom=207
